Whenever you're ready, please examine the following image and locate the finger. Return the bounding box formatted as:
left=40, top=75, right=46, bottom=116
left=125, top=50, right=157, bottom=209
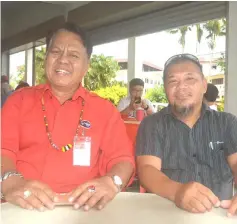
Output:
left=190, top=198, right=207, bottom=213
left=195, top=192, right=213, bottom=211
left=220, top=200, right=232, bottom=209
left=25, top=194, right=45, bottom=212
left=68, top=185, right=88, bottom=203
left=73, top=190, right=94, bottom=210
left=84, top=193, right=103, bottom=211
left=96, top=196, right=111, bottom=210
left=199, top=186, right=220, bottom=207
left=6, top=195, right=33, bottom=210
left=34, top=189, right=55, bottom=210
left=227, top=198, right=237, bottom=217
left=191, top=208, right=200, bottom=214
left=43, top=187, right=56, bottom=203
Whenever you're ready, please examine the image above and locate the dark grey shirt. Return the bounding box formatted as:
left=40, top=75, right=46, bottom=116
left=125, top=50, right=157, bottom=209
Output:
left=136, top=104, right=237, bottom=200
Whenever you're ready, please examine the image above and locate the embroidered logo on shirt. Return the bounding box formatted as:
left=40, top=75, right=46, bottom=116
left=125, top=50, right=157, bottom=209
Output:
left=80, top=120, right=91, bottom=129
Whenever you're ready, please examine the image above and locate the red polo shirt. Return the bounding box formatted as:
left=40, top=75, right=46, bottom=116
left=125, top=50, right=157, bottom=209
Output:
left=1, top=84, right=135, bottom=193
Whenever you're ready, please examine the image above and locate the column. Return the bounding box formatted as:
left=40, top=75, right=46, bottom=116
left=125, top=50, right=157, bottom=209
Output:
left=25, top=48, right=34, bottom=86
left=127, top=37, right=142, bottom=84
left=225, top=2, right=237, bottom=116
left=1, top=52, right=9, bottom=77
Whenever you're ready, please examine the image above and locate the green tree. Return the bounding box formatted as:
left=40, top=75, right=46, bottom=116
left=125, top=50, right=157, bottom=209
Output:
left=145, top=85, right=168, bottom=103
left=216, top=53, right=225, bottom=72
left=94, top=85, right=127, bottom=106
left=217, top=97, right=224, bottom=112
left=195, top=24, right=204, bottom=53
left=84, top=54, right=120, bottom=91
left=168, top=26, right=192, bottom=52
left=35, top=46, right=47, bottom=84
left=10, top=65, right=25, bottom=88
left=203, top=19, right=225, bottom=52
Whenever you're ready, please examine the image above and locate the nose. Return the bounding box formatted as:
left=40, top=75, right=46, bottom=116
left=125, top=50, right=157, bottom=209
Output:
left=176, top=80, right=188, bottom=90
left=57, top=51, right=69, bottom=64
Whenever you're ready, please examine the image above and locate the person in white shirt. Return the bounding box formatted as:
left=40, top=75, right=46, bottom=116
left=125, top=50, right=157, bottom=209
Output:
left=117, top=78, right=155, bottom=117
left=203, top=83, right=219, bottom=111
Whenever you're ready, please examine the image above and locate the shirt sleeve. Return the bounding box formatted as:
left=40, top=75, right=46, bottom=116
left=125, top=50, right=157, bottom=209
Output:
left=99, top=103, right=135, bottom=182
left=1, top=92, right=22, bottom=163
left=224, top=113, right=237, bottom=156
left=117, top=98, right=128, bottom=112
left=136, top=115, right=163, bottom=159
left=146, top=99, right=156, bottom=113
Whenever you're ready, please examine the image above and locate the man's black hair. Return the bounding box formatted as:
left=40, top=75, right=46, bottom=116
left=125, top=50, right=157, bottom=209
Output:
left=46, top=22, right=92, bottom=58
left=204, top=83, right=219, bottom=102
left=129, top=78, right=144, bottom=88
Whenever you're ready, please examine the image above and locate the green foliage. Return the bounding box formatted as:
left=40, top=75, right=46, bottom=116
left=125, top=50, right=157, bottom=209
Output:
left=145, top=85, right=168, bottom=103
left=94, top=85, right=127, bottom=106
left=35, top=47, right=47, bottom=84
left=168, top=18, right=226, bottom=52
left=216, top=53, right=225, bottom=72
left=12, top=46, right=47, bottom=88
left=168, top=26, right=192, bottom=52
left=217, top=97, right=224, bottom=112
left=84, top=54, right=120, bottom=91
left=10, top=65, right=25, bottom=88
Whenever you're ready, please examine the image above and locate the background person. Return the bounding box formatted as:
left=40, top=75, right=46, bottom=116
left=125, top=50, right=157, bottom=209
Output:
left=117, top=78, right=155, bottom=117
left=204, top=83, right=219, bottom=111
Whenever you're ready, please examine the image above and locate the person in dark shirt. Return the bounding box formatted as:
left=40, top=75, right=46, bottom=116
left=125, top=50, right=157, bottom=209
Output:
left=136, top=54, right=237, bottom=217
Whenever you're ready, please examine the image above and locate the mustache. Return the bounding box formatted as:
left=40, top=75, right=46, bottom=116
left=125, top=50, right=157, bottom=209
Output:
left=174, top=91, right=192, bottom=99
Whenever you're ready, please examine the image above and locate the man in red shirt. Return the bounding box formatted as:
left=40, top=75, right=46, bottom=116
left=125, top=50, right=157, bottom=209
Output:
left=1, top=23, right=135, bottom=212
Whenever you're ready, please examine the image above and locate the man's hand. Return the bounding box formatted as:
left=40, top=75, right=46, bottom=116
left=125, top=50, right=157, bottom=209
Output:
left=68, top=176, right=118, bottom=211
left=221, top=195, right=237, bottom=217
left=174, top=182, right=220, bottom=213
left=3, top=178, right=56, bottom=211
left=141, top=100, right=148, bottom=110
left=129, top=99, right=142, bottom=111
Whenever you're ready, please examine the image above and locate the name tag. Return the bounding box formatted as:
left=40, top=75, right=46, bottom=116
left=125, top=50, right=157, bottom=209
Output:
left=73, top=136, right=91, bottom=166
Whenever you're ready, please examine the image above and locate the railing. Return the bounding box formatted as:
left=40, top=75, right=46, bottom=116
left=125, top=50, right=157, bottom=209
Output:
left=152, top=102, right=168, bottom=112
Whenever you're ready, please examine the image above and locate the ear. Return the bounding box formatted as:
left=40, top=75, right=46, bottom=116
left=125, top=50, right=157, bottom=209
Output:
left=83, top=59, right=90, bottom=77
left=203, top=78, right=208, bottom=94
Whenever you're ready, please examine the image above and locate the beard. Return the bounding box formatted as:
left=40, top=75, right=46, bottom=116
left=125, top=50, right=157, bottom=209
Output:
left=172, top=102, right=195, bottom=119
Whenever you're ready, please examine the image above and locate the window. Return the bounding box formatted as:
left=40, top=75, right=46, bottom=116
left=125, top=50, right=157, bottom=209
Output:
left=212, top=78, right=223, bottom=85
left=9, top=51, right=26, bottom=89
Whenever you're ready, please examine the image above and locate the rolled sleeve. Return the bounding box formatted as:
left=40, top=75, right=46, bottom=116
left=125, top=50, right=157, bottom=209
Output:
left=1, top=92, right=21, bottom=163
left=224, top=113, right=237, bottom=156
left=117, top=97, right=128, bottom=112
left=99, top=104, right=135, bottom=176
left=146, top=99, right=156, bottom=113
left=136, top=115, right=163, bottom=159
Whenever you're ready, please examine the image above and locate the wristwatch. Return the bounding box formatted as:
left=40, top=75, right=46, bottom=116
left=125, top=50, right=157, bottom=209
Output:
left=111, top=175, right=123, bottom=192
left=1, top=171, right=24, bottom=199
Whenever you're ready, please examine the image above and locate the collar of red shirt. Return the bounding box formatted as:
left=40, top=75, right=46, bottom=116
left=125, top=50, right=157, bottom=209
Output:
left=36, top=83, right=88, bottom=102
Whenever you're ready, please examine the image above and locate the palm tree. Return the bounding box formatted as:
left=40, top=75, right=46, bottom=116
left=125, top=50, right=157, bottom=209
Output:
left=168, top=26, right=192, bottom=53
left=195, top=24, right=203, bottom=54
left=204, top=19, right=225, bottom=52
left=203, top=19, right=225, bottom=75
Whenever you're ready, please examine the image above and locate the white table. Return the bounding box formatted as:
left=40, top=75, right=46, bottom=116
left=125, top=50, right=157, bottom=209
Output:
left=1, top=192, right=236, bottom=224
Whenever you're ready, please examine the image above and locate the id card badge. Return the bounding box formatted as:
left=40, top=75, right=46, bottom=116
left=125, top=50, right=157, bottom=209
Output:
left=73, top=136, right=91, bottom=166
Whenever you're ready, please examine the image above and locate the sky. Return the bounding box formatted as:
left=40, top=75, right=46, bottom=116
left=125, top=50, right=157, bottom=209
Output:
left=10, top=22, right=226, bottom=78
